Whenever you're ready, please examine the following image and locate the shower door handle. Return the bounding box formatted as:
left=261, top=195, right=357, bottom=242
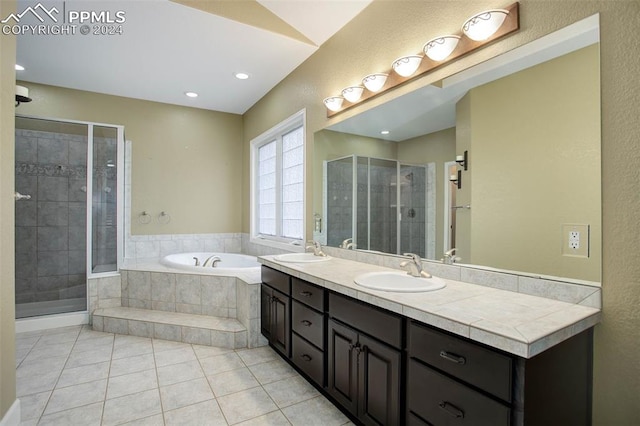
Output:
left=14, top=192, right=31, bottom=201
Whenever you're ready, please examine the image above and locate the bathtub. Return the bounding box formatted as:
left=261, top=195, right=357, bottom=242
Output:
left=161, top=252, right=261, bottom=274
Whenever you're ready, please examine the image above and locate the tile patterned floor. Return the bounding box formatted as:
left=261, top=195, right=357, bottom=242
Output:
left=16, top=325, right=353, bottom=426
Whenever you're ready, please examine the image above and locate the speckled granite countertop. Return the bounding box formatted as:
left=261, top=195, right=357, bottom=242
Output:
left=258, top=255, right=601, bottom=359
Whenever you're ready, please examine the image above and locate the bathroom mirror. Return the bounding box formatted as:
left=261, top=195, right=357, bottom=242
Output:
left=313, top=16, right=601, bottom=283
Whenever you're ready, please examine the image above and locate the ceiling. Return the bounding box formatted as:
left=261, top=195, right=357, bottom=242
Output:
left=327, top=14, right=599, bottom=142
left=13, top=0, right=372, bottom=114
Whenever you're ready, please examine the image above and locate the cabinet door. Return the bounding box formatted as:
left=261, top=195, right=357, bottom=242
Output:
left=327, top=319, right=359, bottom=416
left=270, top=288, right=290, bottom=358
left=260, top=284, right=272, bottom=339
left=358, top=334, right=401, bottom=426
left=407, top=359, right=510, bottom=426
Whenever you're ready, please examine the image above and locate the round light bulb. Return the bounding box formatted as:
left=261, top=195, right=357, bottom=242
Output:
left=362, top=73, right=388, bottom=93
left=462, top=9, right=509, bottom=41
left=323, top=96, right=344, bottom=112
left=391, top=55, right=423, bottom=77
left=423, top=36, right=461, bottom=61
left=184, top=91, right=198, bottom=98
left=341, top=86, right=364, bottom=103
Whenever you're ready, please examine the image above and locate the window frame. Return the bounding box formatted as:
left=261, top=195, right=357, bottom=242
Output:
left=250, top=109, right=306, bottom=251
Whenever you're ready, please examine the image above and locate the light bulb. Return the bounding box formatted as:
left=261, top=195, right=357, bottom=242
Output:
left=323, top=96, right=344, bottom=112
left=391, top=55, right=423, bottom=77
left=362, top=73, right=388, bottom=92
left=462, top=9, right=509, bottom=41
left=423, top=35, right=461, bottom=61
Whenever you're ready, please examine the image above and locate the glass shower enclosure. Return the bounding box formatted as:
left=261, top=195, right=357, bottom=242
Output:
left=324, top=155, right=435, bottom=258
left=14, top=116, right=124, bottom=319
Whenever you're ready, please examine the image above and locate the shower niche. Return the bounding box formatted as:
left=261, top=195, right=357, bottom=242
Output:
left=324, top=155, right=435, bottom=258
left=14, top=117, right=124, bottom=319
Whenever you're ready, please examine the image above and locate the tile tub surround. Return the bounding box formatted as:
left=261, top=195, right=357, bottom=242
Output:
left=124, top=233, right=245, bottom=265
left=15, top=325, right=353, bottom=426
left=258, top=255, right=601, bottom=359
left=115, top=266, right=265, bottom=348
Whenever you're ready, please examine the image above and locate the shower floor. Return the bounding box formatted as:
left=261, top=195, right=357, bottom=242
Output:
left=16, top=298, right=87, bottom=319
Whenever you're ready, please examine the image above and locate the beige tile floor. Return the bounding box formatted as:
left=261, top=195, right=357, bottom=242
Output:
left=15, top=325, right=353, bottom=426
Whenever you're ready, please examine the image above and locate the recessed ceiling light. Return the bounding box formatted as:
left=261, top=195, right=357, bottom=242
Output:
left=381, top=130, right=390, bottom=135
left=235, top=72, right=250, bottom=80
left=184, top=91, right=198, bottom=98
left=15, top=64, right=25, bottom=71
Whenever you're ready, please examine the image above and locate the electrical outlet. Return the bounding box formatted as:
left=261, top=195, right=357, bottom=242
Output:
left=568, top=231, right=580, bottom=249
left=562, top=224, right=589, bottom=257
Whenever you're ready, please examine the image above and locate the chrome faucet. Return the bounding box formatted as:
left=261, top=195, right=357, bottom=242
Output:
left=400, top=253, right=432, bottom=278
left=443, top=248, right=458, bottom=265
left=340, top=238, right=355, bottom=250
left=202, top=255, right=221, bottom=267
left=306, top=241, right=327, bottom=257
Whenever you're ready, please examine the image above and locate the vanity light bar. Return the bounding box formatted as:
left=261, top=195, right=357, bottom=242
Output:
left=324, top=2, right=520, bottom=117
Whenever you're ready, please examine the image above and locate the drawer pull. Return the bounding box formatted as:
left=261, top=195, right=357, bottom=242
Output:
left=301, top=354, right=312, bottom=362
left=301, top=320, right=312, bottom=327
left=300, top=291, right=313, bottom=297
left=439, top=401, right=465, bottom=419
left=439, top=350, right=466, bottom=365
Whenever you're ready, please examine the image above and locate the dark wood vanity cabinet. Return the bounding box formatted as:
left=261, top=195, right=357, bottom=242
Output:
left=260, top=266, right=593, bottom=426
left=290, top=277, right=326, bottom=387
left=328, top=293, right=403, bottom=426
left=406, top=320, right=593, bottom=426
left=260, top=266, right=291, bottom=358
left=407, top=321, right=512, bottom=425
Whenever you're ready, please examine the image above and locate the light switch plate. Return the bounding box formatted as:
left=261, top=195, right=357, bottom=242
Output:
left=562, top=224, right=589, bottom=257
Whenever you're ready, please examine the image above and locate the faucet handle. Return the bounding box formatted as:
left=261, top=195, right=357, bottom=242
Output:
left=403, top=252, right=421, bottom=262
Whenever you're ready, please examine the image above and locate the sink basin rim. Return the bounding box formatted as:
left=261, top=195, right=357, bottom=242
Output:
left=354, top=271, right=446, bottom=292
left=274, top=252, right=333, bottom=263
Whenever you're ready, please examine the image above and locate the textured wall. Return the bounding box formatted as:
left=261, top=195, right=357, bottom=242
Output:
left=0, top=0, right=17, bottom=420
left=242, top=1, right=640, bottom=423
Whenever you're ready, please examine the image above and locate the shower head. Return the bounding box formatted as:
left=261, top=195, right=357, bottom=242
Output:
left=15, top=85, right=32, bottom=107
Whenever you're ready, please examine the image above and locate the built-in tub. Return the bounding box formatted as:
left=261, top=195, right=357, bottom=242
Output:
left=161, top=252, right=260, bottom=274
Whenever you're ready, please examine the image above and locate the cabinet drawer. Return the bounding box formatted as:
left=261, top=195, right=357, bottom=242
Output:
left=329, top=292, right=402, bottom=349
left=408, top=321, right=512, bottom=402
left=262, top=266, right=290, bottom=295
left=292, top=333, right=324, bottom=386
left=407, top=359, right=510, bottom=426
left=292, top=300, right=324, bottom=348
left=292, top=278, right=325, bottom=311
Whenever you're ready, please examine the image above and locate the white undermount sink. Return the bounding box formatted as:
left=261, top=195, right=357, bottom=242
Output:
left=354, top=271, right=446, bottom=292
left=274, top=253, right=332, bottom=263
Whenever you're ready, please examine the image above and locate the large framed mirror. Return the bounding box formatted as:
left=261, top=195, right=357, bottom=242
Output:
left=313, top=15, right=601, bottom=284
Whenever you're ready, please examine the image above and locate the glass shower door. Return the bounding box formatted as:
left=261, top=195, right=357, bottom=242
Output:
left=15, top=118, right=89, bottom=318
left=92, top=126, right=119, bottom=273
left=15, top=118, right=123, bottom=319
left=325, top=156, right=355, bottom=248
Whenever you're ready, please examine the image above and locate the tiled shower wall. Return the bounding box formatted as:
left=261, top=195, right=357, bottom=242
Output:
left=14, top=129, right=87, bottom=304
left=326, top=159, right=353, bottom=248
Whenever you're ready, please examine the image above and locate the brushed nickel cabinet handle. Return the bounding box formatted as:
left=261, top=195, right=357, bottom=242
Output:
left=439, top=350, right=466, bottom=365
left=439, top=401, right=465, bottom=419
